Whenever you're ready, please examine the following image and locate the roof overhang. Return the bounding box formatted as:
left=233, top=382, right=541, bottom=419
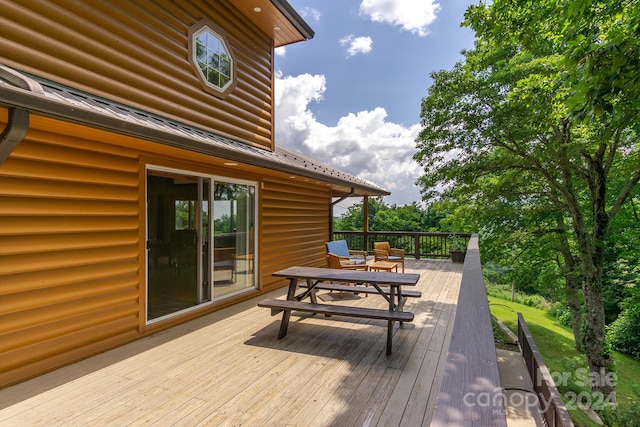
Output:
left=0, top=67, right=388, bottom=198
left=229, top=0, right=314, bottom=47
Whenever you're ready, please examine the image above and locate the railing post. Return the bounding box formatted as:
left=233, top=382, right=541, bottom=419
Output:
left=414, top=234, right=420, bottom=259
left=364, top=230, right=369, bottom=252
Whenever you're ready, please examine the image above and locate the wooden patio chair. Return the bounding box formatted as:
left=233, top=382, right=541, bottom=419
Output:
left=213, top=247, right=236, bottom=282
left=326, top=252, right=369, bottom=298
left=373, top=241, right=405, bottom=273
left=325, top=239, right=367, bottom=265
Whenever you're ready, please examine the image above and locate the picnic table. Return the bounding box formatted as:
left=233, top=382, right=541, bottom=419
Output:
left=258, top=266, right=421, bottom=355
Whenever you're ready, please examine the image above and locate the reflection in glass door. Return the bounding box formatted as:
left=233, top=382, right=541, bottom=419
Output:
left=212, top=181, right=255, bottom=298
left=146, top=168, right=256, bottom=322
left=146, top=170, right=211, bottom=321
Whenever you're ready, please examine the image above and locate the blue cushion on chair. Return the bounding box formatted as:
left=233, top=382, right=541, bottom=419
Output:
left=326, top=240, right=350, bottom=257
left=388, top=256, right=402, bottom=261
left=326, top=240, right=366, bottom=265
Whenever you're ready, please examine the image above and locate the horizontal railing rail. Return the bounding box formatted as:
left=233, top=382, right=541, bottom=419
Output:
left=333, top=231, right=472, bottom=259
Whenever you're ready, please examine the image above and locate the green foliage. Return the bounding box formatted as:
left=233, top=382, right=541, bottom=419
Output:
left=599, top=403, right=640, bottom=427
left=549, top=302, right=575, bottom=328
left=334, top=198, right=445, bottom=232
left=447, top=234, right=468, bottom=252
left=415, top=0, right=640, bottom=393
left=602, top=196, right=640, bottom=323
left=485, top=280, right=551, bottom=311
left=213, top=214, right=234, bottom=235
left=607, top=304, right=640, bottom=359
left=490, top=295, right=640, bottom=427
left=175, top=200, right=194, bottom=230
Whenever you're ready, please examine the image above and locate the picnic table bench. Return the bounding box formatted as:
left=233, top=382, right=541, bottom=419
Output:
left=258, top=266, right=421, bottom=355
left=297, top=281, right=422, bottom=299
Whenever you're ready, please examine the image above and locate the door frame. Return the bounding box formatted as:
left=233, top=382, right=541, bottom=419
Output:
left=144, top=164, right=258, bottom=325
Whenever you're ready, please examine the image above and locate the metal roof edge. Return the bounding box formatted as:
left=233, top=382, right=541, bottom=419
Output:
left=0, top=73, right=388, bottom=197
left=270, top=0, right=315, bottom=41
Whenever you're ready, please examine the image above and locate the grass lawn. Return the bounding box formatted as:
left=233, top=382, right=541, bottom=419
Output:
left=488, top=295, right=640, bottom=427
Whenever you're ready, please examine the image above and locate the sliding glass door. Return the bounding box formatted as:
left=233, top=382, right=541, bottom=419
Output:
left=146, top=167, right=256, bottom=322
left=212, top=181, right=255, bottom=297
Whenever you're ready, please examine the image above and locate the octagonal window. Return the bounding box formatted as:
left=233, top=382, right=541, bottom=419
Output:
left=189, top=20, right=236, bottom=98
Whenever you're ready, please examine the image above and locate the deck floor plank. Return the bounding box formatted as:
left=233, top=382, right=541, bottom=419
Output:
left=370, top=264, right=457, bottom=427
left=0, top=259, right=462, bottom=427
left=398, top=272, right=462, bottom=426
left=258, top=316, right=381, bottom=427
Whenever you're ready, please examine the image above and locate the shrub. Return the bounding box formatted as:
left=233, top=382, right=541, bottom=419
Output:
left=548, top=301, right=566, bottom=317
left=522, top=294, right=549, bottom=310
left=485, top=283, right=512, bottom=300
left=557, top=311, right=572, bottom=328
left=548, top=302, right=573, bottom=328
left=599, top=402, right=640, bottom=427
left=606, top=305, right=640, bottom=359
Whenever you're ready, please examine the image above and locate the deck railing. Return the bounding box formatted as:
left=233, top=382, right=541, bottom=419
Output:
left=430, top=234, right=507, bottom=426
left=518, top=313, right=574, bottom=427
left=332, top=231, right=573, bottom=425
left=332, top=231, right=472, bottom=259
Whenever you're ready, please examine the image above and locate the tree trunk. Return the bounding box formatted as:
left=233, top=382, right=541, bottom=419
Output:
left=566, top=276, right=584, bottom=352
left=511, top=280, right=515, bottom=302
left=573, top=227, right=614, bottom=397
left=557, top=140, right=614, bottom=397
left=568, top=149, right=614, bottom=398
left=581, top=273, right=614, bottom=398
left=554, top=212, right=583, bottom=351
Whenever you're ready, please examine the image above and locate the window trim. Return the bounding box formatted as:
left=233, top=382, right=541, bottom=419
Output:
left=188, top=19, right=237, bottom=99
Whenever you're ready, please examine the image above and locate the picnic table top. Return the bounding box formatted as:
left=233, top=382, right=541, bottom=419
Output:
left=272, top=266, right=420, bottom=286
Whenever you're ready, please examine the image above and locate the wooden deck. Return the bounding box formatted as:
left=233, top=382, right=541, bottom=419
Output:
left=0, top=259, right=462, bottom=427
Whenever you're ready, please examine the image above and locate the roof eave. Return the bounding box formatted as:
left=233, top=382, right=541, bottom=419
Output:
left=0, top=83, right=388, bottom=197
left=270, top=0, right=315, bottom=42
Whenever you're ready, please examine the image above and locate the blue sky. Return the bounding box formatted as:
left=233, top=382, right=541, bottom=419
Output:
left=274, top=0, right=476, bottom=212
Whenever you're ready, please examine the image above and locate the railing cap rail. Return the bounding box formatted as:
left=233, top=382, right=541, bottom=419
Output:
left=430, top=235, right=507, bottom=426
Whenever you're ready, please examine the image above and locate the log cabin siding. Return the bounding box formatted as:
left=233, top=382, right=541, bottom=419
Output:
left=0, top=110, right=335, bottom=387
left=0, top=115, right=141, bottom=387
left=260, top=178, right=331, bottom=291
left=0, top=0, right=275, bottom=149
left=0, top=0, right=385, bottom=391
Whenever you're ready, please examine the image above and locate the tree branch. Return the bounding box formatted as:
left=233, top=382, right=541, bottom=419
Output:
left=608, top=167, right=640, bottom=221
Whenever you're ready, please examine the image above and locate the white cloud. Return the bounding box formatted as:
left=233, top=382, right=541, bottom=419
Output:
left=359, top=0, right=440, bottom=37
left=299, top=7, right=321, bottom=22
left=275, top=73, right=423, bottom=207
left=274, top=46, right=286, bottom=57
left=339, top=35, right=373, bottom=57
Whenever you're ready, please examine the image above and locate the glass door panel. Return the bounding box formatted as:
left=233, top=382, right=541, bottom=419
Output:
left=147, top=170, right=211, bottom=321
left=213, top=182, right=255, bottom=298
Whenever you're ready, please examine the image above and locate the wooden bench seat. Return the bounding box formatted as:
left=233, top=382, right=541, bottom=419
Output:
left=258, top=298, right=414, bottom=322
left=298, top=282, right=422, bottom=298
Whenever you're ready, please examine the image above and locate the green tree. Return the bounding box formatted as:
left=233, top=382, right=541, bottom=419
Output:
left=414, top=1, right=640, bottom=395
left=334, top=199, right=444, bottom=232
left=333, top=198, right=383, bottom=231
left=432, top=162, right=585, bottom=349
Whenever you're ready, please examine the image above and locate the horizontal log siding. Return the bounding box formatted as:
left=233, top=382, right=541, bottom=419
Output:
left=0, top=115, right=141, bottom=387
left=0, top=0, right=274, bottom=149
left=260, top=178, right=330, bottom=291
